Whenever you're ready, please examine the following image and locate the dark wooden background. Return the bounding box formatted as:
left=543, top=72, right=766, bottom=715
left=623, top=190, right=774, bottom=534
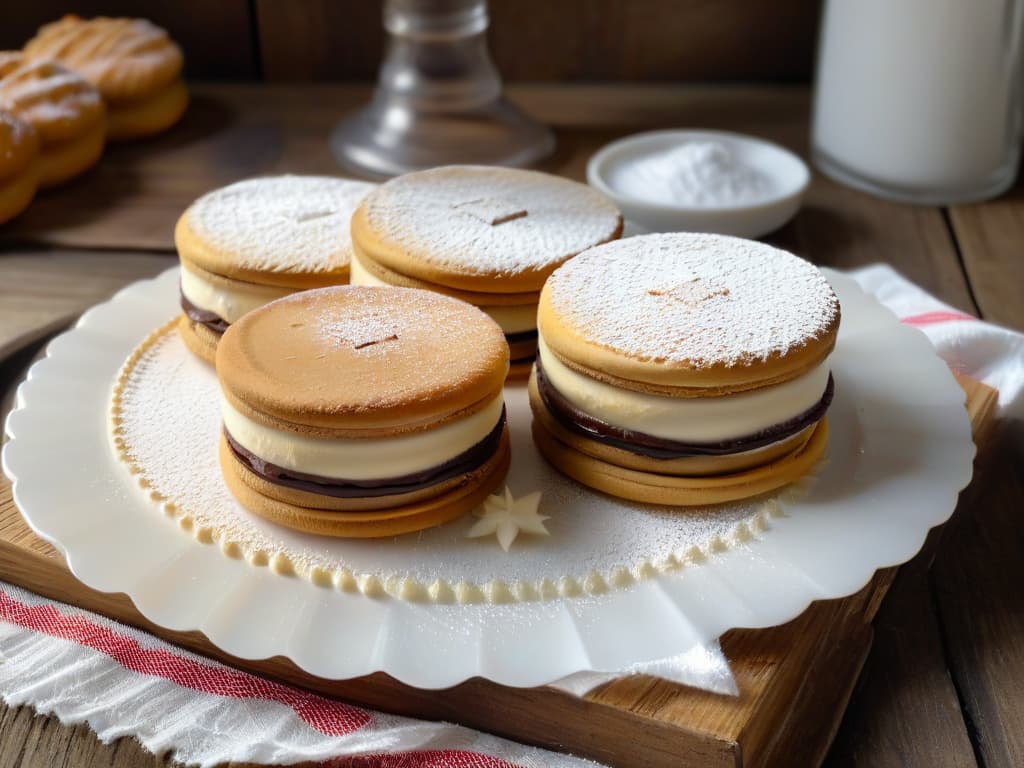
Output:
left=0, top=0, right=821, bottom=83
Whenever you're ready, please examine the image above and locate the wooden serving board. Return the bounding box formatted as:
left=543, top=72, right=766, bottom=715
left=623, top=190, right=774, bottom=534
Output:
left=0, top=375, right=998, bottom=768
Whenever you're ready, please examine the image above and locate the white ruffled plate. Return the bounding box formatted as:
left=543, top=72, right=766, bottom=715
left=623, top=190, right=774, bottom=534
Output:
left=2, top=268, right=974, bottom=688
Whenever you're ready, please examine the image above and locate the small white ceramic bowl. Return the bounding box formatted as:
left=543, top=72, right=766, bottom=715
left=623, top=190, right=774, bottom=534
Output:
left=587, top=129, right=810, bottom=238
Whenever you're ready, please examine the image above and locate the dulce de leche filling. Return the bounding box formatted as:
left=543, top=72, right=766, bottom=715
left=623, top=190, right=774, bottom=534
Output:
left=537, top=337, right=832, bottom=443
left=536, top=361, right=832, bottom=458
left=535, top=334, right=834, bottom=459
left=181, top=290, right=229, bottom=334
left=179, top=261, right=292, bottom=330
left=223, top=394, right=506, bottom=498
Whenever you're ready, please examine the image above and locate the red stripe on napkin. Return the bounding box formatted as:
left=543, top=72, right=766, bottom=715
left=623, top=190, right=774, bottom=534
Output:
left=324, top=751, right=521, bottom=767
left=0, top=591, right=372, bottom=737
left=901, top=310, right=976, bottom=326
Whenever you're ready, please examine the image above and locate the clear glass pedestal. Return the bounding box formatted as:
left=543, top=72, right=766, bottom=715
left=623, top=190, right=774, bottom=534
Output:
left=331, top=0, right=554, bottom=179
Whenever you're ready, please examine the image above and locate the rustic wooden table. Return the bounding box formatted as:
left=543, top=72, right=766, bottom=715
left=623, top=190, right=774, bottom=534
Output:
left=0, top=84, right=1021, bottom=768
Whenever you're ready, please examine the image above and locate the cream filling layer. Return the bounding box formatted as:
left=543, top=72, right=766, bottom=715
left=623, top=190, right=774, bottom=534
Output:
left=221, top=394, right=505, bottom=481
left=350, top=253, right=537, bottom=334
left=537, top=336, right=831, bottom=443
left=180, top=262, right=293, bottom=325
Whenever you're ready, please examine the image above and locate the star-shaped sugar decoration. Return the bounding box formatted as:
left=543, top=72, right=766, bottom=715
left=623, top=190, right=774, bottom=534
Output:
left=466, top=486, right=549, bottom=552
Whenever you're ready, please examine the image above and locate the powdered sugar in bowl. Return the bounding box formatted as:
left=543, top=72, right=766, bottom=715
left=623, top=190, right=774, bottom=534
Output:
left=587, top=130, right=810, bottom=238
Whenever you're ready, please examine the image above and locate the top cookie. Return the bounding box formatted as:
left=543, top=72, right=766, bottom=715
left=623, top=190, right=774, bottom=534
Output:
left=217, top=286, right=509, bottom=436
left=539, top=233, right=840, bottom=394
left=352, top=165, right=623, bottom=293
left=23, top=15, right=183, bottom=103
left=0, top=53, right=104, bottom=144
left=175, top=175, right=378, bottom=289
left=0, top=108, right=38, bottom=181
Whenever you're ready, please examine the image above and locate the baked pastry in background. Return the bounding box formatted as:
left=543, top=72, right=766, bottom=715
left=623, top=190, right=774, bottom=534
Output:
left=24, top=15, right=187, bottom=141
left=350, top=165, right=623, bottom=377
left=174, top=175, right=377, bottom=364
left=530, top=232, right=840, bottom=506
left=0, top=108, right=40, bottom=224
left=217, top=286, right=511, bottom=537
left=0, top=53, right=105, bottom=188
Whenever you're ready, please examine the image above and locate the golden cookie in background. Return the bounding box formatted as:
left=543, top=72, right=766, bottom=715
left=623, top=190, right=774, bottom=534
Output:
left=216, top=285, right=511, bottom=537
left=174, top=175, right=377, bottom=364
left=0, top=53, right=105, bottom=189
left=0, top=108, right=40, bottom=224
left=531, top=232, right=840, bottom=506
left=350, top=165, right=623, bottom=377
left=24, top=15, right=187, bottom=141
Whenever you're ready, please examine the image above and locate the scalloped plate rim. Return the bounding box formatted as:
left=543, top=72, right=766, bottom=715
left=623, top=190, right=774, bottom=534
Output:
left=1, top=266, right=976, bottom=688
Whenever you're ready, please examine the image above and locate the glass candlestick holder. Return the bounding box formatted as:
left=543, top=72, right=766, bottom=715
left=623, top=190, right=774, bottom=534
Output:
left=331, top=0, right=555, bottom=178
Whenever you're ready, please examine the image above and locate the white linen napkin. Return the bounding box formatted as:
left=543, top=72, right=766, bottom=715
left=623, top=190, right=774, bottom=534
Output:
left=853, top=263, right=1023, bottom=418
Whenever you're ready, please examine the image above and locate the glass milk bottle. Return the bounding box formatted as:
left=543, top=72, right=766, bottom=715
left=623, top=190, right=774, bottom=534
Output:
left=812, top=0, right=1024, bottom=204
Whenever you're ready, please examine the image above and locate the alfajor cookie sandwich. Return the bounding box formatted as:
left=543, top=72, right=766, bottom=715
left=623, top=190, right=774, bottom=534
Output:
left=530, top=233, right=840, bottom=506
left=0, top=109, right=40, bottom=224
left=25, top=15, right=188, bottom=141
left=174, top=175, right=376, bottom=364
left=217, top=285, right=511, bottom=537
left=350, top=165, right=623, bottom=377
left=0, top=53, right=105, bottom=188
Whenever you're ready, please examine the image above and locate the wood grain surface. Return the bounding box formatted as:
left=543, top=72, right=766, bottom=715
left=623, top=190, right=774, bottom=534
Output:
left=940, top=163, right=1024, bottom=768
left=0, top=80, right=984, bottom=288
left=254, top=0, right=820, bottom=83
left=931, top=430, right=1024, bottom=768
left=949, top=185, right=1024, bottom=330
left=0, top=1, right=819, bottom=83
left=0, top=250, right=173, bottom=347
left=0, top=84, right=1022, bottom=767
left=824, top=545, right=978, bottom=768
left=0, top=84, right=818, bottom=250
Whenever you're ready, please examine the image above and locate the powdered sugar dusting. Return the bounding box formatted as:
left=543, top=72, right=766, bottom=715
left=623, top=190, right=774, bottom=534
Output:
left=0, top=108, right=35, bottom=171
left=0, top=54, right=103, bottom=141
left=361, top=165, right=621, bottom=281
left=24, top=16, right=183, bottom=100
left=113, top=323, right=784, bottom=603
left=310, top=289, right=409, bottom=351
left=547, top=233, right=839, bottom=366
left=186, top=176, right=377, bottom=275
left=320, top=311, right=399, bottom=351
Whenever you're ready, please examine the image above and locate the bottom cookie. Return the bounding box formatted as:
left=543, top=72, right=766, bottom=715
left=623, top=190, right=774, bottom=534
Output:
left=507, top=334, right=537, bottom=364
left=177, top=313, right=219, bottom=364
left=0, top=160, right=38, bottom=225
left=507, top=359, right=535, bottom=380
left=38, top=120, right=105, bottom=189
left=219, top=425, right=512, bottom=537
left=107, top=79, right=189, bottom=141
left=531, top=414, right=828, bottom=506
